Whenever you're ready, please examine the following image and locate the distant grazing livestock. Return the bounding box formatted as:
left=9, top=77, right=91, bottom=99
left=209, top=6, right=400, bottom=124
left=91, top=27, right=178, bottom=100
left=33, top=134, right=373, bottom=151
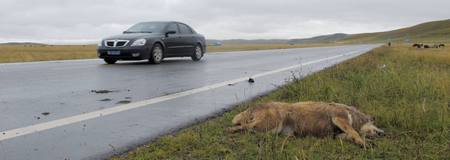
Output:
left=413, top=43, right=445, bottom=49
left=412, top=43, right=423, bottom=48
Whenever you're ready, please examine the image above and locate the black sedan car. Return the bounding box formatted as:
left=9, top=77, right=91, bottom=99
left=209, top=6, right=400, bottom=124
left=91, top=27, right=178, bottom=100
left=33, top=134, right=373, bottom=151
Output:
left=97, top=21, right=206, bottom=64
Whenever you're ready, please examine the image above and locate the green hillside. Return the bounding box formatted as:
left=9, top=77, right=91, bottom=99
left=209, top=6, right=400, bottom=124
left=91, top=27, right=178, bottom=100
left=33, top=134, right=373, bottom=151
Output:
left=341, top=19, right=450, bottom=43
left=289, top=33, right=349, bottom=44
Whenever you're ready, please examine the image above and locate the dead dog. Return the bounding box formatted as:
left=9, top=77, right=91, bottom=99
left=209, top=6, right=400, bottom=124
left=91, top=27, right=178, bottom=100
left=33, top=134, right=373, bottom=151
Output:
left=227, top=101, right=384, bottom=147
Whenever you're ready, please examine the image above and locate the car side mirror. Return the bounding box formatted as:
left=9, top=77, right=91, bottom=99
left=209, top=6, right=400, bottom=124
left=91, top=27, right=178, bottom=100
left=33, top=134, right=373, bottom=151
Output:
left=165, top=31, right=176, bottom=37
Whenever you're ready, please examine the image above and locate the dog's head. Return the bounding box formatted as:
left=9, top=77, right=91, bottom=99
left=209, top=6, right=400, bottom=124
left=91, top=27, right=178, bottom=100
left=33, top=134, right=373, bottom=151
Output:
left=360, top=121, right=384, bottom=138
left=231, top=110, right=252, bottom=125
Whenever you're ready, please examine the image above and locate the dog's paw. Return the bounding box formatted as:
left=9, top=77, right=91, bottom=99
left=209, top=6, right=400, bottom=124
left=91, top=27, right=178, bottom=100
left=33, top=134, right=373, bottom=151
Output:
left=365, top=139, right=377, bottom=148
left=359, top=140, right=376, bottom=149
left=226, top=126, right=240, bottom=133
left=225, top=127, right=234, bottom=133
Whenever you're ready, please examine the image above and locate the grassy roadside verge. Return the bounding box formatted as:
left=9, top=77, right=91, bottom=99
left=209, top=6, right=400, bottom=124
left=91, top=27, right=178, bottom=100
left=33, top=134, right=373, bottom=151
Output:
left=112, top=45, right=449, bottom=159
left=0, top=45, right=98, bottom=63
left=0, top=43, right=330, bottom=63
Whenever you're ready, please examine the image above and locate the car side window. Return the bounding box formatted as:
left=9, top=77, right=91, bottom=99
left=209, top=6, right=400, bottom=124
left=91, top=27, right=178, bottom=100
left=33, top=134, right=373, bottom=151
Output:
left=167, top=23, right=179, bottom=34
left=178, top=24, right=193, bottom=34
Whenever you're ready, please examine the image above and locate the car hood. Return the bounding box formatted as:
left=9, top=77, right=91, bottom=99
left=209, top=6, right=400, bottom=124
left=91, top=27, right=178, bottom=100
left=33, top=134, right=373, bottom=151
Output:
left=103, top=33, right=164, bottom=40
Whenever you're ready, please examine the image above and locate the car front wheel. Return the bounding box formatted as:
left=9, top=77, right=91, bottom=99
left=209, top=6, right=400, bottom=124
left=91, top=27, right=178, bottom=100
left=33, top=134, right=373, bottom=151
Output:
left=104, top=58, right=117, bottom=64
left=191, top=45, right=203, bottom=61
left=149, top=43, right=164, bottom=64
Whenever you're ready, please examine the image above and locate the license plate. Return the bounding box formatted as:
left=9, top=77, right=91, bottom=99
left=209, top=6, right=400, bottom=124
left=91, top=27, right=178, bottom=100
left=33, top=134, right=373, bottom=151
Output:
left=107, top=51, right=120, bottom=55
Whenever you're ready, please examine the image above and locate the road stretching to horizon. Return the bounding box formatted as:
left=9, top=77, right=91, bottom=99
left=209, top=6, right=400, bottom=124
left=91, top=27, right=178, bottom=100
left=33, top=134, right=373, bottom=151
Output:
left=0, top=44, right=378, bottom=160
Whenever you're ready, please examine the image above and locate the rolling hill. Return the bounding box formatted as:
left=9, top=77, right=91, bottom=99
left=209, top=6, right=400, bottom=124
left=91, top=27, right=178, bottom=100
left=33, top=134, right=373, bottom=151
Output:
left=289, top=33, right=349, bottom=44
left=211, top=19, right=450, bottom=45
left=340, top=19, right=450, bottom=43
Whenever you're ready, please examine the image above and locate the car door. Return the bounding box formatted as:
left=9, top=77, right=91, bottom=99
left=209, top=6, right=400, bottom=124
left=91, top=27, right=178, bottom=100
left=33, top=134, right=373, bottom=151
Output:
left=177, top=23, right=196, bottom=55
left=163, top=23, right=183, bottom=56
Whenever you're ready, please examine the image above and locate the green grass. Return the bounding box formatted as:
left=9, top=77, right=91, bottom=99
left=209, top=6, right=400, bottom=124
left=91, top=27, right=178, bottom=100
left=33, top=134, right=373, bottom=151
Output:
left=112, top=45, right=450, bottom=160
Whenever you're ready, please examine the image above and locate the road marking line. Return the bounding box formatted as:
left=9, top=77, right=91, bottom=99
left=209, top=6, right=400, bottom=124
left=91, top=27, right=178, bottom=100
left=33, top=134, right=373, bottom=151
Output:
left=0, top=50, right=363, bottom=141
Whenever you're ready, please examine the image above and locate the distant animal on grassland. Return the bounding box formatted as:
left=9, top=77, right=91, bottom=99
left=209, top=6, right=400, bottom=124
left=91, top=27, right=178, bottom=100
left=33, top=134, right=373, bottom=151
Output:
left=412, top=43, right=423, bottom=48
left=439, top=44, right=445, bottom=48
left=424, top=45, right=430, bottom=48
left=227, top=101, right=384, bottom=147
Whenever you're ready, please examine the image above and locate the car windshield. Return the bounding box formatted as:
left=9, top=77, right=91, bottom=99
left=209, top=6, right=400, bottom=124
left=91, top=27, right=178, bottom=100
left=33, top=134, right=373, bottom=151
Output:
left=124, top=22, right=167, bottom=34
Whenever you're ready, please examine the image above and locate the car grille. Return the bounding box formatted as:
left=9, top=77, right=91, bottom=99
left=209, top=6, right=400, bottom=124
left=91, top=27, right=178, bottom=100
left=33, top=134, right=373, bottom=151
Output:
left=116, top=41, right=127, bottom=47
left=104, top=40, right=129, bottom=47
left=106, top=41, right=115, bottom=46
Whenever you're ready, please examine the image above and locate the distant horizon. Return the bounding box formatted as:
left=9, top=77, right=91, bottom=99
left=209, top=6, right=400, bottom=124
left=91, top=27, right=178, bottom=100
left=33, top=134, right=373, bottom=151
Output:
left=1, top=34, right=342, bottom=45
left=0, top=22, right=418, bottom=45
left=0, top=18, right=448, bottom=45
left=1, top=0, right=449, bottom=44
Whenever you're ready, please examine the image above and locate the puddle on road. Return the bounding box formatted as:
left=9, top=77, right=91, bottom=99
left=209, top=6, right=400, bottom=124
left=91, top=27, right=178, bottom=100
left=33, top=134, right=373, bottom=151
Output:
left=99, top=98, right=113, bottom=102
left=90, top=89, right=132, bottom=94
left=116, top=100, right=131, bottom=104
left=90, top=90, right=119, bottom=94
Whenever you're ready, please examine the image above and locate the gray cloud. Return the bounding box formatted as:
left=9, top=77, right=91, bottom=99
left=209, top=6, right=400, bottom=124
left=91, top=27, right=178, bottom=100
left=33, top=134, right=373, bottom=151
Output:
left=0, top=0, right=449, bottom=44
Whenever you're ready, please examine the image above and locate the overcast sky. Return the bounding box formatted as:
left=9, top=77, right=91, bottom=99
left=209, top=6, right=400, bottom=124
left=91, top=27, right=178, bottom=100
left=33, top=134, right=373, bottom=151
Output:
left=0, top=0, right=449, bottom=44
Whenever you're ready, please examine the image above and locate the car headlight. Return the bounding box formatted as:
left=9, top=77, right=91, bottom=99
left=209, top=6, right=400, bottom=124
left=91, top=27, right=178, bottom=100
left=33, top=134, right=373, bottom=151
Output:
left=131, top=39, right=146, bottom=46
left=97, top=40, right=103, bottom=47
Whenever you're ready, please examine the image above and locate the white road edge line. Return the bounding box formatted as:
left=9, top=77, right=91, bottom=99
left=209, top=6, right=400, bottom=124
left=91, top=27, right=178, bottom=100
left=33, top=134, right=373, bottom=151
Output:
left=0, top=50, right=363, bottom=142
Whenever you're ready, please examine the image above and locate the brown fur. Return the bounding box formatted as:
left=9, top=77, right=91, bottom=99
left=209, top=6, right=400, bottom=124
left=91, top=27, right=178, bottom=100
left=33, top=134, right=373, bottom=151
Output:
left=227, top=101, right=384, bottom=147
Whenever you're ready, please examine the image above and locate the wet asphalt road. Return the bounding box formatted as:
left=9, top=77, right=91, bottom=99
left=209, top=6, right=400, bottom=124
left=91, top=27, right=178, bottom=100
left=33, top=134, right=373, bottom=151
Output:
left=0, top=45, right=378, bottom=160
